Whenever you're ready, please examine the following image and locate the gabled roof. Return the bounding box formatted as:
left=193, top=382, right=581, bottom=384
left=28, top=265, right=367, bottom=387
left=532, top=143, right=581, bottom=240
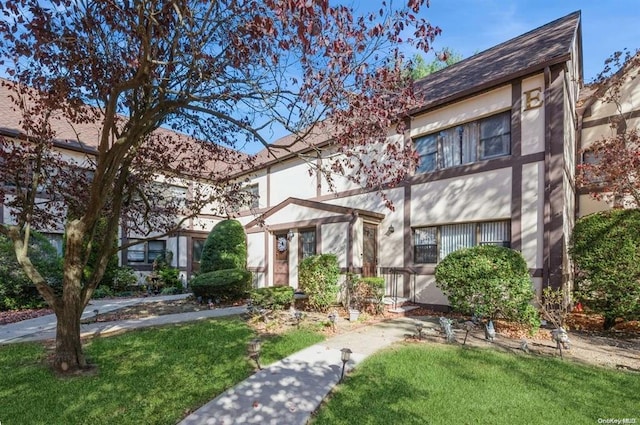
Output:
left=244, top=197, right=385, bottom=230
left=245, top=12, right=583, bottom=171
left=411, top=11, right=581, bottom=113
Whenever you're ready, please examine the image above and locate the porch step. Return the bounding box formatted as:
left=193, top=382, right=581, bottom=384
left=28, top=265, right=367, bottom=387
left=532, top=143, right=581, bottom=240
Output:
left=383, top=296, right=419, bottom=314
left=387, top=305, right=420, bottom=314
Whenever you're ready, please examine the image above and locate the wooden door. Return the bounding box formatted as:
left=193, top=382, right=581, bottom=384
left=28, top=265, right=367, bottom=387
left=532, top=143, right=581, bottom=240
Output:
left=273, top=233, right=289, bottom=286
left=362, top=223, right=378, bottom=277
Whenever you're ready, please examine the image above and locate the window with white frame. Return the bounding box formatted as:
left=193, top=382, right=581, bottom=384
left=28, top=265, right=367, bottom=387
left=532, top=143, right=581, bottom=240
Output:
left=413, top=220, right=511, bottom=263
left=127, top=239, right=166, bottom=264
left=414, top=111, right=511, bottom=173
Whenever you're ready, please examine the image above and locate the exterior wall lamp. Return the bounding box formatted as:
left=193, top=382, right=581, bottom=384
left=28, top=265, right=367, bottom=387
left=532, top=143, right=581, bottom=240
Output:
left=287, top=229, right=295, bottom=241
left=386, top=225, right=394, bottom=236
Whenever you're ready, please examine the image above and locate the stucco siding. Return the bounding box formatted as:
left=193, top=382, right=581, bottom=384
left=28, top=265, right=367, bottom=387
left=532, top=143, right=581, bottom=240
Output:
left=411, top=85, right=512, bottom=138
left=411, top=168, right=512, bottom=225
left=521, top=162, right=544, bottom=269
left=269, top=159, right=317, bottom=205
left=321, top=222, right=349, bottom=268
left=521, top=74, right=546, bottom=156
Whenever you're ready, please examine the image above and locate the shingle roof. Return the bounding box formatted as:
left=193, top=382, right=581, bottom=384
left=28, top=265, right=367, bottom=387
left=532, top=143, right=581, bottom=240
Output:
left=412, top=11, right=581, bottom=113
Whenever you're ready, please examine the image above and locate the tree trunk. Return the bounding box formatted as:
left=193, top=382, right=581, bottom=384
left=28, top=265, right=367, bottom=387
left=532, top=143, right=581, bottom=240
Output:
left=53, top=303, right=87, bottom=372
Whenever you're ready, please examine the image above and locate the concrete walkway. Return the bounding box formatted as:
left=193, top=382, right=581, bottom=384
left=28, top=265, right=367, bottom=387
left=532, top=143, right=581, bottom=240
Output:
left=179, top=316, right=439, bottom=425
left=0, top=294, right=247, bottom=344
left=1, top=296, right=440, bottom=424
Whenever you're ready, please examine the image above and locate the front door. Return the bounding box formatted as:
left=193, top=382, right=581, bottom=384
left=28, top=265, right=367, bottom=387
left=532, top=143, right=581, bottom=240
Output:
left=362, top=223, right=378, bottom=277
left=274, top=233, right=289, bottom=286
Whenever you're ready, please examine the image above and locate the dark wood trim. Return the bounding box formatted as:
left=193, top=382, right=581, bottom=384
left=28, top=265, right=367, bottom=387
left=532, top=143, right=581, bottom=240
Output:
left=544, top=65, right=567, bottom=289
left=264, top=229, right=270, bottom=287
left=316, top=223, right=322, bottom=255
left=511, top=81, right=523, bottom=251
left=245, top=215, right=351, bottom=234
left=530, top=268, right=543, bottom=277
left=581, top=108, right=640, bottom=128
left=316, top=153, right=322, bottom=198
left=244, top=196, right=384, bottom=229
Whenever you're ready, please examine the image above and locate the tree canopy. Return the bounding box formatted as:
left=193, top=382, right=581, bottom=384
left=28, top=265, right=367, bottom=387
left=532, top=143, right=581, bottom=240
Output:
left=0, top=0, right=440, bottom=372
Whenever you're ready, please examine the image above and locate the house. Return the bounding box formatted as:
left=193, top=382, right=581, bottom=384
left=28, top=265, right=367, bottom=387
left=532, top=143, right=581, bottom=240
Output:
left=577, top=51, right=640, bottom=216
left=1, top=11, right=587, bottom=309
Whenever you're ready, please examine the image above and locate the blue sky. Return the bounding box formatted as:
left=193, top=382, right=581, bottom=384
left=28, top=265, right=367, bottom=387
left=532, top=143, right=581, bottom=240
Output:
left=384, top=0, right=640, bottom=82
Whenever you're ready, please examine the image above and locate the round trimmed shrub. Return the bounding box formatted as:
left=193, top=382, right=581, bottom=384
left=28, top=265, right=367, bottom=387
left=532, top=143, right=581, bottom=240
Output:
left=435, top=245, right=538, bottom=326
left=189, top=268, right=252, bottom=302
left=200, top=220, right=247, bottom=273
left=0, top=232, right=63, bottom=310
left=298, top=254, right=340, bottom=311
left=570, top=209, right=640, bottom=329
left=250, top=286, right=294, bottom=311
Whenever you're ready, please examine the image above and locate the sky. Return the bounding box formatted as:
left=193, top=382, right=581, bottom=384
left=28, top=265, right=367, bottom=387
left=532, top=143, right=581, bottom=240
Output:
left=380, top=0, right=640, bottom=83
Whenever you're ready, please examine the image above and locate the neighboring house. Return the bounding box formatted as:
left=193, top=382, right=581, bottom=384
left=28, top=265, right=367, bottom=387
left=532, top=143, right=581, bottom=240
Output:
left=1, top=11, right=592, bottom=309
left=577, top=52, right=640, bottom=216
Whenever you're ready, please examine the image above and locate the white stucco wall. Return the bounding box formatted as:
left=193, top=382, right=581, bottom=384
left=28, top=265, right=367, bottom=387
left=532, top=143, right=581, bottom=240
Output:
left=247, top=232, right=266, bottom=268
left=411, top=85, right=512, bottom=137
left=411, top=168, right=512, bottom=225
left=269, top=159, right=317, bottom=205
left=521, top=162, right=545, bottom=269
left=321, top=222, right=349, bottom=268
left=521, top=74, right=546, bottom=156
left=413, top=275, right=449, bottom=306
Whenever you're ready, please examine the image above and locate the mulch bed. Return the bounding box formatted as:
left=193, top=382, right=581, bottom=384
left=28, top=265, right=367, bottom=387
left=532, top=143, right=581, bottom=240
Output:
left=0, top=308, right=54, bottom=325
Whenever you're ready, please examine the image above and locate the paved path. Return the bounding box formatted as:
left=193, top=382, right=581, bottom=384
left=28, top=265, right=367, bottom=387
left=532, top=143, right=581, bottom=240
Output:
left=1, top=296, right=441, bottom=424
left=179, top=316, right=440, bottom=425
left=0, top=293, right=223, bottom=344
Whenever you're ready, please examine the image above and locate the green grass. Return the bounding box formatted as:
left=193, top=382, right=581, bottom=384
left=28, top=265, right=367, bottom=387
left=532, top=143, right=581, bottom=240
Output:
left=312, top=344, right=640, bottom=425
left=0, top=318, right=324, bottom=425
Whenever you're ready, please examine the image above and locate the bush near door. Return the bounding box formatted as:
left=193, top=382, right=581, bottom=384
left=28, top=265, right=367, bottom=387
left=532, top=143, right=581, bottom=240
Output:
left=298, top=254, right=340, bottom=312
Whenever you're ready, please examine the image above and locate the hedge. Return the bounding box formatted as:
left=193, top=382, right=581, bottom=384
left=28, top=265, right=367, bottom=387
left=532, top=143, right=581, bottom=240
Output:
left=189, top=268, right=252, bottom=302
left=298, top=254, right=340, bottom=311
left=200, top=220, right=247, bottom=273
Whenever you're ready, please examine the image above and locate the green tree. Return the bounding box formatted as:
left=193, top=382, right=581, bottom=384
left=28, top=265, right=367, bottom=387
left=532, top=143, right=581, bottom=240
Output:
left=200, top=220, right=247, bottom=273
left=570, top=209, right=640, bottom=329
left=409, top=48, right=463, bottom=80
left=0, top=0, right=438, bottom=373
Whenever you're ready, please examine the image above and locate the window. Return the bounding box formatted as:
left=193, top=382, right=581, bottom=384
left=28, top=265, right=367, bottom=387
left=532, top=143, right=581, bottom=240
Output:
left=42, top=233, right=64, bottom=257
left=299, top=229, right=316, bottom=259
left=414, top=111, right=511, bottom=173
left=192, top=239, right=205, bottom=264
left=581, top=150, right=605, bottom=184
left=414, top=227, right=437, bottom=263
left=127, top=239, right=166, bottom=263
left=246, top=184, right=259, bottom=209
left=413, top=220, right=510, bottom=263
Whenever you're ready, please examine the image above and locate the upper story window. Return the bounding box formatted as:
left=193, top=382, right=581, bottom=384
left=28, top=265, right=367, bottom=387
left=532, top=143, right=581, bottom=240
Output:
left=243, top=183, right=259, bottom=209
left=413, top=220, right=511, bottom=264
left=414, top=111, right=511, bottom=173
left=127, top=239, right=166, bottom=264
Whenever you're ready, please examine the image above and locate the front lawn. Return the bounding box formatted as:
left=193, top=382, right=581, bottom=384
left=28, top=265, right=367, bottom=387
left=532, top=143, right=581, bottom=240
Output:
left=0, top=318, right=324, bottom=425
left=312, top=344, right=640, bottom=425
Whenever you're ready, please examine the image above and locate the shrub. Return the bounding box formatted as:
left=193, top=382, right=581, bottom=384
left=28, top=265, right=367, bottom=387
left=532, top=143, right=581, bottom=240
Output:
left=200, top=220, right=247, bottom=273
left=0, top=232, right=63, bottom=310
left=298, top=254, right=340, bottom=311
left=352, top=277, right=385, bottom=314
left=190, top=268, right=252, bottom=302
left=250, top=286, right=294, bottom=311
left=110, top=267, right=139, bottom=293
left=570, top=209, right=640, bottom=329
left=92, top=285, right=114, bottom=299
left=435, top=245, right=539, bottom=327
